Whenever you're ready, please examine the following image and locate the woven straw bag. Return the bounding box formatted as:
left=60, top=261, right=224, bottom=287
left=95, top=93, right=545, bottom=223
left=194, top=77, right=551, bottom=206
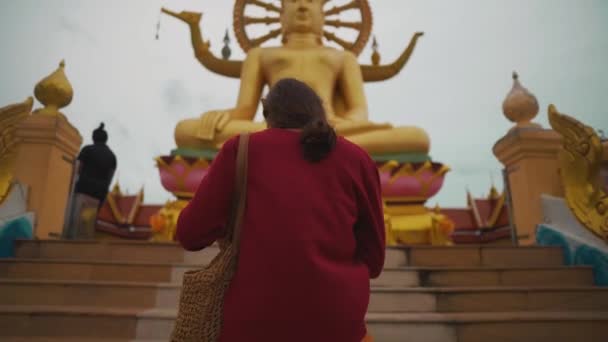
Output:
left=171, top=133, right=250, bottom=342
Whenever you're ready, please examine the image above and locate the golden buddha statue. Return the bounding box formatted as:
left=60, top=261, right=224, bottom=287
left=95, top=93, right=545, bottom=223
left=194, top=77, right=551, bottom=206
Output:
left=163, top=0, right=430, bottom=157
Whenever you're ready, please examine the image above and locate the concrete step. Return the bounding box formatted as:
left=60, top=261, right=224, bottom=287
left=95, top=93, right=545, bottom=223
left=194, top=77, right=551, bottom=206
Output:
left=398, top=245, right=565, bottom=268
left=372, top=266, right=594, bottom=288
left=0, top=306, right=606, bottom=342
left=0, top=258, right=593, bottom=287
left=2, top=279, right=607, bottom=313
left=371, top=286, right=608, bottom=313
left=14, top=240, right=565, bottom=268
left=367, top=311, right=607, bottom=342
left=1, top=339, right=162, bottom=342
left=13, top=240, right=213, bottom=265
left=0, top=258, right=193, bottom=283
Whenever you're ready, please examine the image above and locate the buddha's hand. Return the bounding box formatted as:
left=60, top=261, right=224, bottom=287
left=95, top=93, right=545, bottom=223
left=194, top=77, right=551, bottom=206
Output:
left=196, top=110, right=231, bottom=141
left=161, top=8, right=202, bottom=27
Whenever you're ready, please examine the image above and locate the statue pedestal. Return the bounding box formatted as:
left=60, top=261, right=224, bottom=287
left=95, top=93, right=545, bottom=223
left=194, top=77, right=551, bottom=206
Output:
left=13, top=115, right=82, bottom=239
left=493, top=128, right=563, bottom=245
left=378, top=160, right=452, bottom=246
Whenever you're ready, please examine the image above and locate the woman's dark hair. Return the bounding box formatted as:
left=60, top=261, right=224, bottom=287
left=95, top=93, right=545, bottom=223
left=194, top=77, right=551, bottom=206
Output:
left=262, top=78, right=337, bottom=162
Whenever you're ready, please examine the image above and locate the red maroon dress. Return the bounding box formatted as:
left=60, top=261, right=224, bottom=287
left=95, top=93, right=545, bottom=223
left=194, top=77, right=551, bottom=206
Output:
left=176, top=128, right=385, bottom=342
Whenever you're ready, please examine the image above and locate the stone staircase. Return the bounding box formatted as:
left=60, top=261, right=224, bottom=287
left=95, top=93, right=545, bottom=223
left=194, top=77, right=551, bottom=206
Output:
left=0, top=240, right=606, bottom=341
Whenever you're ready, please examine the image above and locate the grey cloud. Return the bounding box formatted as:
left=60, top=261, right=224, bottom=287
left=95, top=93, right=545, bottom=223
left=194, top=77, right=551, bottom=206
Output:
left=58, top=15, right=98, bottom=44
left=109, top=121, right=130, bottom=141
left=199, top=92, right=215, bottom=108
left=162, top=79, right=192, bottom=115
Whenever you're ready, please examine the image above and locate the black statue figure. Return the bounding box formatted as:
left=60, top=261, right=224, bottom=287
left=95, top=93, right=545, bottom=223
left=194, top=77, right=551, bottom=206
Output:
left=74, top=123, right=117, bottom=205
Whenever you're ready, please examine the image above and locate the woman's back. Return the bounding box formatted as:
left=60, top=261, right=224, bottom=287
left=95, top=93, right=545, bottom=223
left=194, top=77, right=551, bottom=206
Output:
left=176, top=79, right=385, bottom=342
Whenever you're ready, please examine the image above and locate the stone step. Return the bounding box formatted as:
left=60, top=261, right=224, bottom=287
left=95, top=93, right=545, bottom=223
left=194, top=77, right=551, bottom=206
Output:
left=372, top=265, right=594, bottom=288
left=1, top=339, right=161, bottom=342
left=0, top=258, right=593, bottom=287
left=368, top=311, right=607, bottom=342
left=13, top=240, right=213, bottom=265
left=401, top=245, right=565, bottom=268
left=14, top=240, right=565, bottom=268
left=0, top=306, right=606, bottom=342
left=0, top=259, right=193, bottom=283
left=371, top=286, right=608, bottom=313
left=2, top=279, right=607, bottom=313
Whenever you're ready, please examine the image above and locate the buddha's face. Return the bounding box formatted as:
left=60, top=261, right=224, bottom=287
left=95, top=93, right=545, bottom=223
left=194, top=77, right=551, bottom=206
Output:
left=281, top=0, right=325, bottom=36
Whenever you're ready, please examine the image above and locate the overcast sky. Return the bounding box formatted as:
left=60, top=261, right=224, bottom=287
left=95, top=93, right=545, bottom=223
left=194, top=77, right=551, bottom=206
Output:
left=1, top=0, right=607, bottom=207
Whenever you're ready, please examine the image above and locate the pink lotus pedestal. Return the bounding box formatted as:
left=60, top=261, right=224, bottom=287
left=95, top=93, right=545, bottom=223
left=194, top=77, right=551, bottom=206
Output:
left=153, top=155, right=211, bottom=242
left=155, top=155, right=453, bottom=245
left=378, top=160, right=449, bottom=202
left=377, top=160, right=453, bottom=246
left=155, top=156, right=210, bottom=199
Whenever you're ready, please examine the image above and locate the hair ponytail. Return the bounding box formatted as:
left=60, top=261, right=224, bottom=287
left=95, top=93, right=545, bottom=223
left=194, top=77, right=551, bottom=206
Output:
left=264, top=78, right=338, bottom=162
left=300, top=118, right=337, bottom=163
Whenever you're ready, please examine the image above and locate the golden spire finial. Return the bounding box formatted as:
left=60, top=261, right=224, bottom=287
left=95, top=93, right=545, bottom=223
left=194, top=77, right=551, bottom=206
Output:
left=33, top=60, right=74, bottom=117
left=488, top=185, right=500, bottom=200
left=465, top=188, right=475, bottom=206
left=487, top=172, right=500, bottom=199
left=502, top=71, right=541, bottom=130
left=433, top=203, right=442, bottom=214
left=111, top=183, right=122, bottom=196
left=371, top=36, right=381, bottom=66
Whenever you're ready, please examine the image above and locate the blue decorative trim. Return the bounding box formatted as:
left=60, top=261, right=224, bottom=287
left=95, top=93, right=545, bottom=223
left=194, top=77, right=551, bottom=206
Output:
left=537, top=224, right=608, bottom=286
left=0, top=217, right=33, bottom=258
left=574, top=245, right=608, bottom=286
left=536, top=225, right=572, bottom=264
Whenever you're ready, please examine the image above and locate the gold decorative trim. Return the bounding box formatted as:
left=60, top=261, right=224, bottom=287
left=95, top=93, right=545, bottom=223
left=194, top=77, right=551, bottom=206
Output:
left=384, top=204, right=427, bottom=216
left=384, top=196, right=429, bottom=203
left=105, top=191, right=126, bottom=224
left=0, top=97, right=34, bottom=204
left=486, top=192, right=507, bottom=228
left=467, top=190, right=484, bottom=228
left=0, top=182, right=14, bottom=207
left=173, top=191, right=195, bottom=199
left=548, top=104, right=608, bottom=241
left=126, top=188, right=144, bottom=224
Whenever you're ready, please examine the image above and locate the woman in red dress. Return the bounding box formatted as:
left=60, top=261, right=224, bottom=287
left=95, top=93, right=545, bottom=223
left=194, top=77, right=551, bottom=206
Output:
left=176, top=78, right=385, bottom=342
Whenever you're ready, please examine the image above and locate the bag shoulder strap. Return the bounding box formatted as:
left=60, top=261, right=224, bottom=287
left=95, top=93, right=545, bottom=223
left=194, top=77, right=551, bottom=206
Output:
left=230, top=133, right=249, bottom=250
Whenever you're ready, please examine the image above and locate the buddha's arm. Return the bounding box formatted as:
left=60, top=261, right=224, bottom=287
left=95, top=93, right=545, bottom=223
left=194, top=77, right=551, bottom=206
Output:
left=361, top=32, right=424, bottom=82
left=231, top=48, right=264, bottom=120
left=161, top=8, right=242, bottom=79
left=197, top=48, right=263, bottom=140
left=338, top=52, right=369, bottom=121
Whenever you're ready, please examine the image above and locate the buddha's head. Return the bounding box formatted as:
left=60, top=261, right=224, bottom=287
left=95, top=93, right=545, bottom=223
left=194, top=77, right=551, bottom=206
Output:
left=281, top=0, right=325, bottom=39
